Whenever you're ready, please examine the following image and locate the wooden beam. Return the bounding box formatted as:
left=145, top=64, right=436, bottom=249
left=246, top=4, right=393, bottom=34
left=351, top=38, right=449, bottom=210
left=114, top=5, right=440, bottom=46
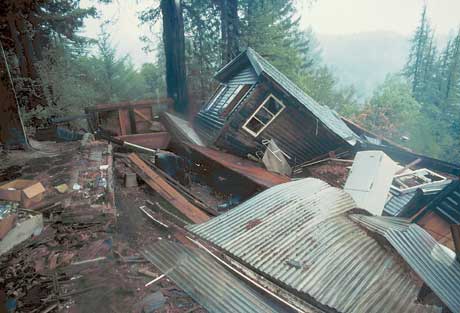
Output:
left=86, top=98, right=174, bottom=112
left=451, top=224, right=460, bottom=261
left=128, top=108, right=137, bottom=134
left=126, top=153, right=210, bottom=224
left=134, top=109, right=154, bottom=126
left=118, top=110, right=129, bottom=136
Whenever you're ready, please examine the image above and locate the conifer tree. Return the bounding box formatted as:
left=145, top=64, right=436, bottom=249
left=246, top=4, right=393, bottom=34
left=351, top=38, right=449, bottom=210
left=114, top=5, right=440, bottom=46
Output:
left=404, top=6, right=431, bottom=101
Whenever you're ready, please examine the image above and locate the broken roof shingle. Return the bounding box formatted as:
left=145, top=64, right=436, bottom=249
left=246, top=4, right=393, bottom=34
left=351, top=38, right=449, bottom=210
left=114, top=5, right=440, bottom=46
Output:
left=188, top=178, right=442, bottom=313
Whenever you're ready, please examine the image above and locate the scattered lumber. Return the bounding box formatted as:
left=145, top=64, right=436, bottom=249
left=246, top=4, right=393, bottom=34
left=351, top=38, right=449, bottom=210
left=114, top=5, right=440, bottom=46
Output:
left=125, top=153, right=210, bottom=224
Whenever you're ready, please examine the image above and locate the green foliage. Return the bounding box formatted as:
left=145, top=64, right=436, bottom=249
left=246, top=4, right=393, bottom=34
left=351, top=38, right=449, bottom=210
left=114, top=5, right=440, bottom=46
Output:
left=355, top=75, right=419, bottom=139
left=141, top=62, right=166, bottom=98
left=23, top=29, right=164, bottom=127
left=239, top=0, right=314, bottom=79
left=298, top=65, right=359, bottom=114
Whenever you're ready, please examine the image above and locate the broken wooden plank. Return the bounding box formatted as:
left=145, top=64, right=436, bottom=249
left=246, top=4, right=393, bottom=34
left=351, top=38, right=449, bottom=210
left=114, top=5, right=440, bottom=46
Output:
left=128, top=108, right=137, bottom=134
left=116, top=133, right=171, bottom=150
left=126, top=153, right=210, bottom=224
left=134, top=109, right=154, bottom=125
left=118, top=110, right=129, bottom=136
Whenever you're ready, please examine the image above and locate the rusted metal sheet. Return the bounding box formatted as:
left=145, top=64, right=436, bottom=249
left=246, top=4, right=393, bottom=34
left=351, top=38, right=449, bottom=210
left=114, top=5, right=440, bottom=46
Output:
left=126, top=153, right=209, bottom=224
left=115, top=133, right=171, bottom=150
left=188, top=178, right=441, bottom=313
left=185, top=143, right=290, bottom=189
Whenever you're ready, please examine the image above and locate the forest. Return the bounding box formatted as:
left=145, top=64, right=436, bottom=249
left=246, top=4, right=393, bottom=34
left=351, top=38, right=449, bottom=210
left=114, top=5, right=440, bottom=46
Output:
left=0, top=1, right=459, bottom=163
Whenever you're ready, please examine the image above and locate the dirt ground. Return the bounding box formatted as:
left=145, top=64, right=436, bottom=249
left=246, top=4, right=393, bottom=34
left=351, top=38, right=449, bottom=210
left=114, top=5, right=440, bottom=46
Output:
left=62, top=158, right=207, bottom=313
left=0, top=141, right=206, bottom=313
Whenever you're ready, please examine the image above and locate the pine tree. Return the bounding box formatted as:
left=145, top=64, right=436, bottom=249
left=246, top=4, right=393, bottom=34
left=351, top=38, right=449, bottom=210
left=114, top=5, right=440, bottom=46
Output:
left=239, top=0, right=315, bottom=81
left=444, top=28, right=460, bottom=107
left=404, top=6, right=431, bottom=101
left=420, top=32, right=439, bottom=105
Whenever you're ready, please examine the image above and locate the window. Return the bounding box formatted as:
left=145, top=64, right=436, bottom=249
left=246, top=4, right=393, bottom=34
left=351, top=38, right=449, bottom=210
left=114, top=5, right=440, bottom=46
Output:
left=242, top=94, right=285, bottom=137
left=205, top=84, right=227, bottom=111
left=221, top=84, right=252, bottom=117
left=391, top=169, right=446, bottom=193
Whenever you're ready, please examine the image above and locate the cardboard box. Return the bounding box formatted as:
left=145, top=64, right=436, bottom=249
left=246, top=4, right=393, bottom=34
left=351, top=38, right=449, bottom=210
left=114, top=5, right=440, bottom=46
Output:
left=0, top=179, right=46, bottom=208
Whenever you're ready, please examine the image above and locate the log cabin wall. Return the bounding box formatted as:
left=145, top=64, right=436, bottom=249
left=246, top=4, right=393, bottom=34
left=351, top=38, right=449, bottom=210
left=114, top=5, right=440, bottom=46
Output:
left=215, top=79, right=351, bottom=166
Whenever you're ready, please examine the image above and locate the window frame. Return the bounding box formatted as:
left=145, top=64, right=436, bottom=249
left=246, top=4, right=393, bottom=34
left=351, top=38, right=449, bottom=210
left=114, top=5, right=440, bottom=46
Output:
left=204, top=84, right=227, bottom=111
left=220, top=84, right=252, bottom=117
left=242, top=94, right=286, bottom=137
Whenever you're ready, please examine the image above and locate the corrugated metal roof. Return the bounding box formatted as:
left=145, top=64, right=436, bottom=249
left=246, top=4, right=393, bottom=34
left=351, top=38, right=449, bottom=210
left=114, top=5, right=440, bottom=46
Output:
left=142, top=240, right=282, bottom=313
left=387, top=225, right=460, bottom=313
left=352, top=214, right=460, bottom=313
left=245, top=48, right=360, bottom=146
left=188, top=178, right=442, bottom=313
left=424, top=180, right=460, bottom=224
left=384, top=180, right=452, bottom=217
left=349, top=214, right=411, bottom=236
left=384, top=188, right=417, bottom=216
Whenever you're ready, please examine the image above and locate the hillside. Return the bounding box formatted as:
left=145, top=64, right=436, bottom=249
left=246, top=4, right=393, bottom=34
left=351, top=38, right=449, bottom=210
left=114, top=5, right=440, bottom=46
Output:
left=317, top=31, right=410, bottom=99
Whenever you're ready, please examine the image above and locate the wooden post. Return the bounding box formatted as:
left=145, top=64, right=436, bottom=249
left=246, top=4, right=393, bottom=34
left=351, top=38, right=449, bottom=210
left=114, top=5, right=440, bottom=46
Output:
left=451, top=224, right=460, bottom=261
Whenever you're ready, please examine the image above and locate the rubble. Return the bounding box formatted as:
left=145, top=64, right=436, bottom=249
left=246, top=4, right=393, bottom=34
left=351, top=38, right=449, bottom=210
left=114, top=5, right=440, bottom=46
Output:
left=0, top=47, right=459, bottom=313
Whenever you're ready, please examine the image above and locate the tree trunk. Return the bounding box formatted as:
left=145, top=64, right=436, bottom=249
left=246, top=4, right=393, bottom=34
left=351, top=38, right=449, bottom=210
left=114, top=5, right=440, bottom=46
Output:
left=0, top=44, right=28, bottom=147
left=7, top=13, right=28, bottom=77
left=220, top=0, right=239, bottom=63
left=161, top=0, right=188, bottom=114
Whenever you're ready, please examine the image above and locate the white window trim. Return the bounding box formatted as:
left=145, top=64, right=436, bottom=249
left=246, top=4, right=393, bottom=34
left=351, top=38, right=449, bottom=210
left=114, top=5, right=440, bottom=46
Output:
left=242, top=94, right=285, bottom=137
left=205, top=84, right=227, bottom=111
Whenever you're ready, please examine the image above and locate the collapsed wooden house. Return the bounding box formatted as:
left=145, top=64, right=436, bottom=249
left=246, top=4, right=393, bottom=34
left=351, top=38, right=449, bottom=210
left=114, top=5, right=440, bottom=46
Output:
left=194, top=48, right=360, bottom=166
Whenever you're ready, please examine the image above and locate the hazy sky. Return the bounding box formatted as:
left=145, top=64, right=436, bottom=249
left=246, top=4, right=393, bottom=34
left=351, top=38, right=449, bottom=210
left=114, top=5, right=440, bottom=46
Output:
left=80, top=0, right=460, bottom=66
left=300, top=0, right=460, bottom=35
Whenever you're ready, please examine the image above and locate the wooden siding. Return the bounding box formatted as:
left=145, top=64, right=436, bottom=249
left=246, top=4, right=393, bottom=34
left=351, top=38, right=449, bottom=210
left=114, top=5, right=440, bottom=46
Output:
left=195, top=66, right=258, bottom=144
left=215, top=80, right=350, bottom=166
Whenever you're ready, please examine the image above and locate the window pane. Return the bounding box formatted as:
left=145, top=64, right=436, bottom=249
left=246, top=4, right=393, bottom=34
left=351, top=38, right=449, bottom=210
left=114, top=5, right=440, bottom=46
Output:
left=246, top=118, right=265, bottom=134
left=255, top=108, right=273, bottom=124
left=264, top=97, right=283, bottom=115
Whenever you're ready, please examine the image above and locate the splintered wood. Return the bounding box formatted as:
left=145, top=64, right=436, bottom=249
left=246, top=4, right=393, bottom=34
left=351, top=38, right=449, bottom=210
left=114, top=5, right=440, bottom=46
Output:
left=126, top=153, right=210, bottom=224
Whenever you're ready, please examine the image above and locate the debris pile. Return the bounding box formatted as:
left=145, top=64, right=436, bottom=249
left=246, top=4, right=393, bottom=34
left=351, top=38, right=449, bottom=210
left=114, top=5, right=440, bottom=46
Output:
left=1, top=47, right=460, bottom=313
